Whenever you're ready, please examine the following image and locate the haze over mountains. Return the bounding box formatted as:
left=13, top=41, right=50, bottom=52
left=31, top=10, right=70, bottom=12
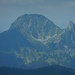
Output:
left=0, top=14, right=75, bottom=69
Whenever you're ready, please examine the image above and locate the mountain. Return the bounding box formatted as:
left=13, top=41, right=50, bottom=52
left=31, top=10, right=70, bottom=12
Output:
left=59, top=21, right=75, bottom=49
left=0, top=65, right=75, bottom=75
left=0, top=14, right=75, bottom=69
left=58, top=21, right=75, bottom=68
left=10, top=14, right=62, bottom=45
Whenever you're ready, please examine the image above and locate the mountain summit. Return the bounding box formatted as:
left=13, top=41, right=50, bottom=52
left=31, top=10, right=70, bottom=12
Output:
left=67, top=21, right=75, bottom=31
left=10, top=14, right=62, bottom=44
left=60, top=21, right=75, bottom=49
left=0, top=14, right=75, bottom=69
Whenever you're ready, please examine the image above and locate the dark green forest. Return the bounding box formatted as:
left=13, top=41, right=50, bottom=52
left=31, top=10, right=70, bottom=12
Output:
left=0, top=65, right=75, bottom=75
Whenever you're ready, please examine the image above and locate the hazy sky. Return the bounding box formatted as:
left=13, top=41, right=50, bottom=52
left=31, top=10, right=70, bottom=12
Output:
left=0, top=0, right=75, bottom=32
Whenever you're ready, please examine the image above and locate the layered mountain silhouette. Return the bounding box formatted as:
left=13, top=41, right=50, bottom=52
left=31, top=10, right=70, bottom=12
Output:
left=0, top=65, right=75, bottom=75
left=0, top=14, right=75, bottom=69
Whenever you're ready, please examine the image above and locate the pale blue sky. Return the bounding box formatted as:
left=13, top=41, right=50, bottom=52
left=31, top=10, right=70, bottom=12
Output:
left=0, top=0, right=75, bottom=32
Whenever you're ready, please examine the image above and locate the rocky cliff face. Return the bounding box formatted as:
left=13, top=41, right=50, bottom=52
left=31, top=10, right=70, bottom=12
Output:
left=59, top=21, right=75, bottom=49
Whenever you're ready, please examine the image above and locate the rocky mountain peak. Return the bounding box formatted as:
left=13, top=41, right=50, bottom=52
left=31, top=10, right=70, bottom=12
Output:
left=10, top=14, right=55, bottom=30
left=10, top=14, right=62, bottom=44
left=67, top=21, right=75, bottom=31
